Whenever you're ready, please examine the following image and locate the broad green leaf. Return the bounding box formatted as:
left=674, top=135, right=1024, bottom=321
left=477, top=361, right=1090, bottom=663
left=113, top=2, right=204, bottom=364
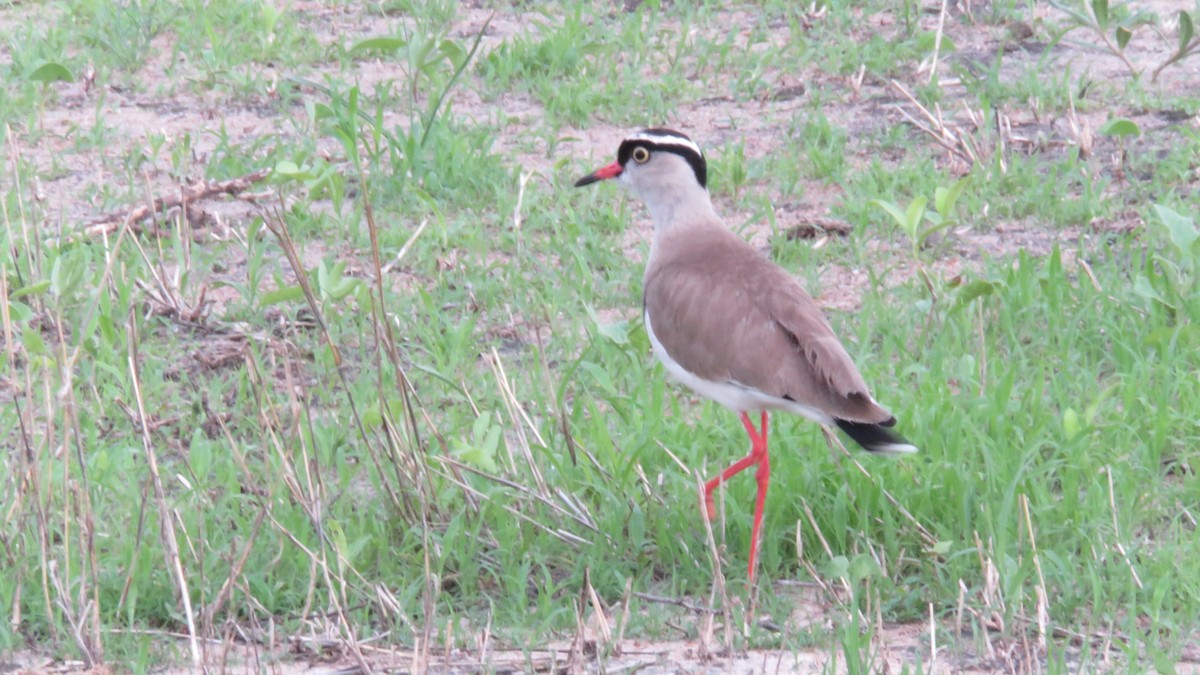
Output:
left=11, top=280, right=51, bottom=299
left=190, top=436, right=213, bottom=481
left=49, top=253, right=86, bottom=299
left=326, top=276, right=361, bottom=301
left=578, top=361, right=618, bottom=397
left=586, top=304, right=631, bottom=345
left=824, top=555, right=850, bottom=579
left=847, top=554, right=881, bottom=583
left=904, top=196, right=929, bottom=236
left=871, top=199, right=911, bottom=231
left=7, top=300, right=33, bottom=323
left=274, top=160, right=306, bottom=177
left=934, top=176, right=971, bottom=217
left=1098, top=118, right=1140, bottom=137
left=362, top=406, right=383, bottom=429
left=439, top=39, right=467, bottom=68
left=351, top=36, right=406, bottom=52
left=1179, top=11, right=1195, bottom=55
left=1132, top=274, right=1173, bottom=309
left=917, top=31, right=957, bottom=53
left=1152, top=204, right=1198, bottom=256
left=22, top=326, right=48, bottom=355
left=1092, top=0, right=1108, bottom=29
left=1116, top=25, right=1132, bottom=50
left=260, top=285, right=306, bottom=306
left=311, top=102, right=337, bottom=121
left=29, top=62, right=73, bottom=84
left=1062, top=408, right=1081, bottom=441
left=472, top=411, right=493, bottom=442
left=455, top=412, right=500, bottom=472
left=931, top=540, right=953, bottom=555
left=316, top=261, right=331, bottom=293
left=951, top=280, right=997, bottom=313
left=329, top=522, right=349, bottom=574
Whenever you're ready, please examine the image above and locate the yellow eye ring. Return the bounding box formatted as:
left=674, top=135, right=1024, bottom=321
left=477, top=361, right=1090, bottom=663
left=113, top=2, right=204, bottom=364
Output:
left=631, top=146, right=650, bottom=163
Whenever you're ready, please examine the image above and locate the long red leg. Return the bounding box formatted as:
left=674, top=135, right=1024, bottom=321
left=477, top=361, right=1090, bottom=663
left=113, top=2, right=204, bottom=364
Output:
left=749, top=412, right=770, bottom=581
left=703, top=411, right=771, bottom=581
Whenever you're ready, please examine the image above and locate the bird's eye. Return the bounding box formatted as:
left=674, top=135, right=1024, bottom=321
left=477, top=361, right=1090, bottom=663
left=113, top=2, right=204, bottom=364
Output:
left=631, top=147, right=651, bottom=163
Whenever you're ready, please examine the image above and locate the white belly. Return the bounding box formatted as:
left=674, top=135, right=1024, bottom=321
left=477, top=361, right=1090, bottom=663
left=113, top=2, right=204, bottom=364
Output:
left=644, top=311, right=833, bottom=425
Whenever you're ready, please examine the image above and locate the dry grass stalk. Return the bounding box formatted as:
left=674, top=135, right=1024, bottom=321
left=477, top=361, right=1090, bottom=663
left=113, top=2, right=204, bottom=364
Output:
left=695, top=473, right=735, bottom=660
left=800, top=499, right=850, bottom=600
left=200, top=505, right=267, bottom=633
left=488, top=348, right=549, bottom=492
left=1104, top=465, right=1143, bottom=590
left=123, top=173, right=212, bottom=325
left=264, top=204, right=412, bottom=520
left=1018, top=494, right=1049, bottom=650
left=973, top=531, right=1002, bottom=658
left=825, top=427, right=937, bottom=547
left=890, top=79, right=980, bottom=167
left=926, top=0, right=950, bottom=84
left=794, top=519, right=836, bottom=600
left=431, top=455, right=593, bottom=546
left=632, top=592, right=717, bottom=614
left=360, top=184, right=429, bottom=524
left=125, top=307, right=200, bottom=666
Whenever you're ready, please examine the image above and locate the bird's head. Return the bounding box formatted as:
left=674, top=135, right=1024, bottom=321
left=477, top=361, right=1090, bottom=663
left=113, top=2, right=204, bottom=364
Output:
left=575, top=128, right=708, bottom=204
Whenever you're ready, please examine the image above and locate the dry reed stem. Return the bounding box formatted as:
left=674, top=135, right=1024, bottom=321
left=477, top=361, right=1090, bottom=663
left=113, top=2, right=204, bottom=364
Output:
left=695, top=473, right=734, bottom=659
left=927, top=0, right=950, bottom=84
left=126, top=307, right=200, bottom=666
left=360, top=175, right=429, bottom=523
left=1019, top=494, right=1049, bottom=649
left=201, top=505, right=268, bottom=632
left=890, top=79, right=979, bottom=166
left=487, top=348, right=549, bottom=492
left=430, top=456, right=592, bottom=546
left=225, top=355, right=377, bottom=672
left=800, top=499, right=850, bottom=600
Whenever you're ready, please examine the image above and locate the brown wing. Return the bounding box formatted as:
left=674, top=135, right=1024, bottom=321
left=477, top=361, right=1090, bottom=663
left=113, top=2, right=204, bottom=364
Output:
left=643, top=228, right=892, bottom=424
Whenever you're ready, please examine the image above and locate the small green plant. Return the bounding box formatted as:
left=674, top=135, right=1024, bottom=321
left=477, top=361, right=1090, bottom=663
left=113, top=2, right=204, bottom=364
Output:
left=872, top=177, right=970, bottom=302
left=1050, top=0, right=1200, bottom=82
left=350, top=18, right=486, bottom=155
left=1098, top=117, right=1141, bottom=140
left=72, top=0, right=175, bottom=71
left=1133, top=203, right=1200, bottom=326
left=872, top=176, right=970, bottom=260
left=451, top=411, right=503, bottom=473
left=274, top=158, right=346, bottom=213
left=1098, top=116, right=1141, bottom=170
left=26, top=62, right=72, bottom=127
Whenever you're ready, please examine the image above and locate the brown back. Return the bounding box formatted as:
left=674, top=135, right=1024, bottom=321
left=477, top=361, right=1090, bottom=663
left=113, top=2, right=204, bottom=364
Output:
left=643, top=226, right=893, bottom=424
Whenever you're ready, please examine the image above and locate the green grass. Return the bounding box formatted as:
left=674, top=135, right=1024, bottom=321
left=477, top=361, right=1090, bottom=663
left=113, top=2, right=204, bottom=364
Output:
left=3, top=0, right=1200, bottom=671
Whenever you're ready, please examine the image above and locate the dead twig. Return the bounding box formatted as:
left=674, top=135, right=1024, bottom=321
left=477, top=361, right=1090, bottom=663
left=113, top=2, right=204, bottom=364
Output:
left=79, top=168, right=271, bottom=238
left=784, top=216, right=853, bottom=240
left=632, top=592, right=717, bottom=614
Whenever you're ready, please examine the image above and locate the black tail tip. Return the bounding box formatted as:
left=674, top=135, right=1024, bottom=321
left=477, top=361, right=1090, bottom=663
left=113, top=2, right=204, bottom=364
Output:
left=835, top=418, right=919, bottom=454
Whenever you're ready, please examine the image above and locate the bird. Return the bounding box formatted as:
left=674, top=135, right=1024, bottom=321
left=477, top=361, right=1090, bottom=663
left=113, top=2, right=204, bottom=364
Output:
left=574, top=128, right=918, bottom=582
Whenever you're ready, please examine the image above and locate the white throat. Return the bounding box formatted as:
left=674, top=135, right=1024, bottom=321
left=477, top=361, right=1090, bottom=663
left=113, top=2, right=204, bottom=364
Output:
left=620, top=168, right=720, bottom=236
